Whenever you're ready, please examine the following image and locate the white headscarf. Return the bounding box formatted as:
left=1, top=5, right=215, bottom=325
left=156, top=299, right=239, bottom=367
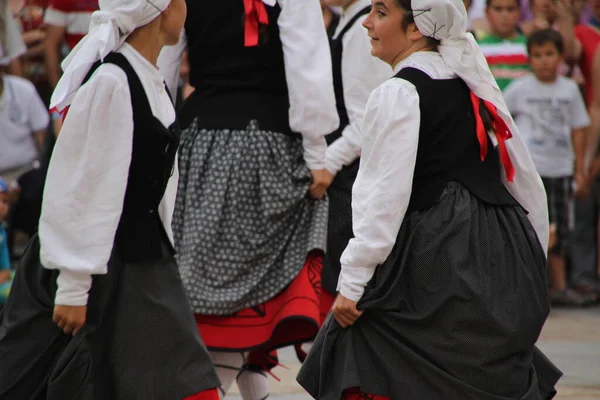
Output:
left=411, top=0, right=549, bottom=253
left=50, top=0, right=171, bottom=112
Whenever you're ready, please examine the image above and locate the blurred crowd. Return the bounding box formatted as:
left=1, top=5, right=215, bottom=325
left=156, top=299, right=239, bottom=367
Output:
left=1, top=0, right=600, bottom=307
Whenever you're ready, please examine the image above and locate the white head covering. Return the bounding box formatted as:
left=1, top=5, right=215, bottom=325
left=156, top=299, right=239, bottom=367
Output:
left=410, top=0, right=550, bottom=253
left=49, top=0, right=170, bottom=112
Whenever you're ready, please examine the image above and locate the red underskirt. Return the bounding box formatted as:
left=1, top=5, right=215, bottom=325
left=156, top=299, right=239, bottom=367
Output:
left=342, top=388, right=392, bottom=400
left=183, top=388, right=219, bottom=400
left=195, top=251, right=323, bottom=352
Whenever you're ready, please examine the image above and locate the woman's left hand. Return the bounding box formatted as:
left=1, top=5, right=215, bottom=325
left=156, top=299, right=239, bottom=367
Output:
left=332, top=294, right=363, bottom=328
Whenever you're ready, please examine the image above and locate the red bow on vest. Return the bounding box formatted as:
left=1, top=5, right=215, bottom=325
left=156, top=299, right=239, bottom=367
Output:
left=244, top=0, right=269, bottom=47
left=470, top=92, right=515, bottom=182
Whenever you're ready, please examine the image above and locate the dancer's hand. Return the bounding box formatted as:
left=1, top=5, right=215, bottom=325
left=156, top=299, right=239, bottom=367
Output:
left=53, top=305, right=87, bottom=336
left=309, top=169, right=330, bottom=199
left=332, top=294, right=363, bottom=328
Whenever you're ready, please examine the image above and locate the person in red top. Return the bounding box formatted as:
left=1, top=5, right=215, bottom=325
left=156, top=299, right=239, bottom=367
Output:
left=43, top=0, right=98, bottom=89
left=573, top=2, right=600, bottom=106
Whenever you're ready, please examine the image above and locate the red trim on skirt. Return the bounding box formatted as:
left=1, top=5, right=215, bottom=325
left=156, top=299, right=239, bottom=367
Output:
left=183, top=388, right=220, bottom=400
left=342, top=388, right=392, bottom=400
left=196, top=251, right=323, bottom=352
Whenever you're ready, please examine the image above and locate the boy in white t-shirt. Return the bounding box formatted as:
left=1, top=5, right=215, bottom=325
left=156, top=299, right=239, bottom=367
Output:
left=504, top=28, right=591, bottom=306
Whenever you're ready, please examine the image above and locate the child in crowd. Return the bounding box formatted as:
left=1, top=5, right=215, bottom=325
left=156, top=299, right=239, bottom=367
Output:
left=478, top=0, right=530, bottom=90
left=504, top=29, right=592, bottom=305
left=0, top=177, right=13, bottom=304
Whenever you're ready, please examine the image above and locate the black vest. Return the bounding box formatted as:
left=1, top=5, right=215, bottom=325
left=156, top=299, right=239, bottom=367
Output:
left=326, top=6, right=371, bottom=193
left=327, top=5, right=371, bottom=144
left=82, top=53, right=180, bottom=262
left=394, top=67, right=517, bottom=212
left=180, top=0, right=291, bottom=133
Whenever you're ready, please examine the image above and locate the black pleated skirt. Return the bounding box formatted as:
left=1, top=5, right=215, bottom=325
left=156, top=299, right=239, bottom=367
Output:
left=298, top=182, right=561, bottom=400
left=0, top=234, right=220, bottom=400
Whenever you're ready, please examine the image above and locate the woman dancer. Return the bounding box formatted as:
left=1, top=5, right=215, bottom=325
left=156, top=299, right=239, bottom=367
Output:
left=319, top=0, right=390, bottom=324
left=0, top=0, right=220, bottom=398
left=158, top=0, right=338, bottom=398
left=298, top=0, right=560, bottom=399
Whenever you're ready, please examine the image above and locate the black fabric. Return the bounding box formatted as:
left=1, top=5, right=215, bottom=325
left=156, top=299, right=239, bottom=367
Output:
left=322, top=6, right=370, bottom=295
left=394, top=67, right=518, bottom=212
left=82, top=53, right=180, bottom=263
left=180, top=0, right=291, bottom=133
left=0, top=234, right=220, bottom=400
left=298, top=182, right=559, bottom=400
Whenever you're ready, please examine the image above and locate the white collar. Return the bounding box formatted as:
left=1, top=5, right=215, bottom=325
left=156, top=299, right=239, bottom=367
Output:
left=393, top=51, right=444, bottom=74
left=119, top=43, right=165, bottom=89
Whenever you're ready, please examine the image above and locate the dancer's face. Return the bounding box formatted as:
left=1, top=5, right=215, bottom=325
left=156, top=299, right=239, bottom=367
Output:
left=161, top=0, right=187, bottom=46
left=362, top=0, right=425, bottom=68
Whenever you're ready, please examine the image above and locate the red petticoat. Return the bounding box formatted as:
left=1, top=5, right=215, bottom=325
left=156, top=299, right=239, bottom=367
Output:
left=342, top=388, right=392, bottom=400
left=184, top=388, right=220, bottom=400
left=196, top=251, right=323, bottom=352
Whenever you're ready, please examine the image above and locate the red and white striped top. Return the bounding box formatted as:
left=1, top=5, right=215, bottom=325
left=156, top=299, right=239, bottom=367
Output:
left=43, top=0, right=99, bottom=50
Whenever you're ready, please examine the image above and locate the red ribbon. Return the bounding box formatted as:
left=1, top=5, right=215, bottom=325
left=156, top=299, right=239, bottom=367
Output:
left=244, top=0, right=269, bottom=47
left=470, top=92, right=515, bottom=182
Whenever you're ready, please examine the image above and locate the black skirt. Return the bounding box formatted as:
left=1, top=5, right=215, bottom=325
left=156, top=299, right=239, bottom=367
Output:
left=0, top=234, right=220, bottom=400
left=322, top=160, right=359, bottom=295
left=298, top=182, right=561, bottom=400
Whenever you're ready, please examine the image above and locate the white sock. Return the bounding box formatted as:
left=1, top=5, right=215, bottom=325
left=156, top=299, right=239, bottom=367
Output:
left=237, top=366, right=269, bottom=400
left=210, top=351, right=244, bottom=399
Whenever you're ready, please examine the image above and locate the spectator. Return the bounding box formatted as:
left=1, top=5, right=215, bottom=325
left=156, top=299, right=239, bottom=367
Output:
left=570, top=48, right=600, bottom=299
left=43, top=0, right=98, bottom=89
left=478, top=0, right=530, bottom=90
left=14, top=0, right=51, bottom=105
left=0, top=177, right=13, bottom=305
left=0, top=47, right=49, bottom=187
left=504, top=29, right=592, bottom=305
left=0, top=0, right=26, bottom=75
left=520, top=0, right=577, bottom=62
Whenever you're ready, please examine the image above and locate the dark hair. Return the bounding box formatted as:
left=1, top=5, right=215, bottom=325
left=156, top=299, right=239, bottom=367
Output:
left=392, top=0, right=440, bottom=51
left=486, top=0, right=520, bottom=7
left=527, top=29, right=564, bottom=55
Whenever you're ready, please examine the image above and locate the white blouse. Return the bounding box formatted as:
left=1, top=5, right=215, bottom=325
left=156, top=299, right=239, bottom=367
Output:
left=325, top=0, right=390, bottom=175
left=157, top=0, right=339, bottom=170
left=39, top=43, right=179, bottom=307
left=337, top=52, right=456, bottom=302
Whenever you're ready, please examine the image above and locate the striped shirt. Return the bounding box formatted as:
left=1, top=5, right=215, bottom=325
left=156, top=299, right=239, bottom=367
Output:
left=478, top=33, right=530, bottom=91
left=43, top=0, right=98, bottom=50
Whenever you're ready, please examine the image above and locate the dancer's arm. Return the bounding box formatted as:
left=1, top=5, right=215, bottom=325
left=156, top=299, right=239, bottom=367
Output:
left=337, top=78, right=420, bottom=303
left=39, top=65, right=133, bottom=308
left=277, top=0, right=339, bottom=172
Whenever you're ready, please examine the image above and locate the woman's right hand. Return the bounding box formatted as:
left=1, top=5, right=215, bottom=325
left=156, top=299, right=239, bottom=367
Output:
left=309, top=169, right=333, bottom=199
left=53, top=305, right=87, bottom=336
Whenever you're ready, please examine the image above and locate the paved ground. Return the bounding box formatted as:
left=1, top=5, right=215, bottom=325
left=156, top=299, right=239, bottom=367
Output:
left=227, top=306, right=600, bottom=400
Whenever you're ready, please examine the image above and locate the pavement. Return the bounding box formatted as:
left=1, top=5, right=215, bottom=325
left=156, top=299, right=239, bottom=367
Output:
left=226, top=306, right=600, bottom=400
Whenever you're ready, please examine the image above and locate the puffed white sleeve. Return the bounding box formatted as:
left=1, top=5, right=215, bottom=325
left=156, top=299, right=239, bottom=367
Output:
left=326, top=22, right=391, bottom=174
left=157, top=31, right=187, bottom=103
left=276, top=0, right=340, bottom=170
left=39, top=65, right=133, bottom=307
left=337, top=78, right=421, bottom=302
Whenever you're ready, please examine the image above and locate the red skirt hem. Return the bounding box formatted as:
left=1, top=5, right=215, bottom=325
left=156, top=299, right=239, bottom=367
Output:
left=196, top=251, right=323, bottom=352
left=342, top=388, right=392, bottom=400
left=184, top=388, right=220, bottom=400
